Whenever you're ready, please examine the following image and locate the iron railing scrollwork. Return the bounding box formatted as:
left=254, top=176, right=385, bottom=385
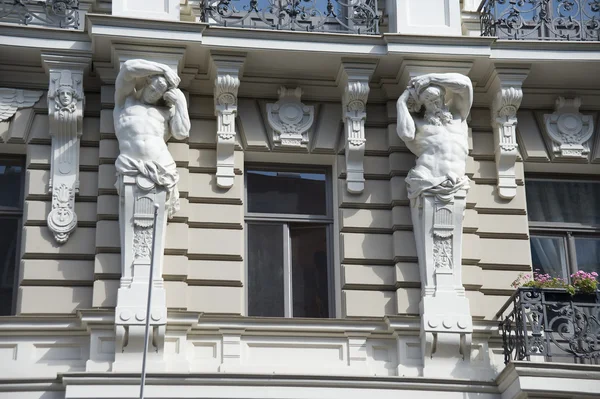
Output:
left=480, top=0, right=600, bottom=41
left=499, top=287, right=600, bottom=364
left=0, top=0, right=79, bottom=29
left=201, top=0, right=379, bottom=34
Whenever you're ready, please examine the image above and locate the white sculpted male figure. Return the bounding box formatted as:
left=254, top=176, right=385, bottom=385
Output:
left=396, top=73, right=472, bottom=200
left=112, top=59, right=190, bottom=368
left=396, top=73, right=475, bottom=377
left=114, top=59, right=190, bottom=217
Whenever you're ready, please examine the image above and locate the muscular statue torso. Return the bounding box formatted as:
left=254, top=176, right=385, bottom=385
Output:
left=411, top=117, right=469, bottom=181
left=114, top=97, right=173, bottom=167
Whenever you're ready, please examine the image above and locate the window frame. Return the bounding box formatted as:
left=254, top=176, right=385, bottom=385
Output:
left=244, top=163, right=335, bottom=318
left=526, top=176, right=600, bottom=281
left=0, top=155, right=25, bottom=315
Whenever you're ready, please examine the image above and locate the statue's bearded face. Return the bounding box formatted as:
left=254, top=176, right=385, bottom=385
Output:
left=142, top=76, right=168, bottom=105
left=419, top=85, right=445, bottom=112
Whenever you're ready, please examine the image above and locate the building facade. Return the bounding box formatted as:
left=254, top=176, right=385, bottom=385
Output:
left=0, top=0, right=599, bottom=398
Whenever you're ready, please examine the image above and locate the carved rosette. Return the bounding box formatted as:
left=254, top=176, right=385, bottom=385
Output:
left=491, top=86, right=523, bottom=200
left=267, top=87, right=314, bottom=149
left=47, top=69, right=84, bottom=244
left=543, top=97, right=594, bottom=161
left=343, top=80, right=369, bottom=194
left=213, top=64, right=242, bottom=189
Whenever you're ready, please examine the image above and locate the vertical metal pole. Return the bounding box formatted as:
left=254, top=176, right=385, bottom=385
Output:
left=140, top=203, right=160, bottom=399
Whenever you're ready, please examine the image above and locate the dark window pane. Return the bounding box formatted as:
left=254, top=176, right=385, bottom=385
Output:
left=0, top=159, right=23, bottom=209
left=530, top=235, right=569, bottom=280
left=0, top=218, right=19, bottom=316
left=247, top=223, right=284, bottom=317
left=290, top=224, right=329, bottom=318
left=526, top=180, right=600, bottom=225
left=575, top=237, right=600, bottom=276
left=247, top=170, right=327, bottom=215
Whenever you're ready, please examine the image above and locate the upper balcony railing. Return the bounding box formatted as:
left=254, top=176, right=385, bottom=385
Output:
left=498, top=287, right=600, bottom=365
left=480, top=0, right=600, bottom=41
left=0, top=0, right=79, bottom=29
left=200, top=0, right=379, bottom=34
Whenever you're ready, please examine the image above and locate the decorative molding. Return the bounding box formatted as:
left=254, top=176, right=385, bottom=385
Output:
left=46, top=68, right=84, bottom=244
left=211, top=54, right=245, bottom=189
left=543, top=97, right=594, bottom=161
left=0, top=89, right=43, bottom=122
left=267, top=87, right=314, bottom=149
left=489, top=68, right=529, bottom=200
left=339, top=61, right=376, bottom=194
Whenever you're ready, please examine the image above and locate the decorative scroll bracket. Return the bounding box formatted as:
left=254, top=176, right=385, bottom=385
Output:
left=543, top=97, right=594, bottom=161
left=42, top=55, right=89, bottom=244
left=267, top=87, right=314, bottom=149
left=339, top=61, right=376, bottom=194
left=211, top=54, right=245, bottom=189
left=489, top=68, right=529, bottom=200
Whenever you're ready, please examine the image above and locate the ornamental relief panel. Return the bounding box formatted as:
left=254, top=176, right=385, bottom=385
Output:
left=267, top=87, right=314, bottom=149
left=542, top=97, right=595, bottom=162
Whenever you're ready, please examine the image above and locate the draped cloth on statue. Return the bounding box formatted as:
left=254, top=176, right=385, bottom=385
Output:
left=115, top=154, right=180, bottom=218
left=406, top=168, right=470, bottom=203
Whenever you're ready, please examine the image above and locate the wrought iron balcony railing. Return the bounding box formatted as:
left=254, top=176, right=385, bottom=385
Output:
left=200, top=0, right=379, bottom=34
left=0, top=0, right=79, bottom=29
left=498, top=287, right=600, bottom=365
left=480, top=0, right=600, bottom=41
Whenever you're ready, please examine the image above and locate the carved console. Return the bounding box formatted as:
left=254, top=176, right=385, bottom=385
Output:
left=489, top=68, right=529, bottom=200
left=46, top=68, right=85, bottom=243
left=267, top=87, right=314, bottom=149
left=543, top=97, right=594, bottom=161
left=413, top=189, right=472, bottom=377
left=212, top=55, right=244, bottom=189
left=114, top=175, right=168, bottom=371
left=339, top=62, right=376, bottom=194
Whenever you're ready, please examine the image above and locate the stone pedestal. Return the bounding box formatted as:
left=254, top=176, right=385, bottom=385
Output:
left=113, top=174, right=168, bottom=372
left=411, top=189, right=472, bottom=378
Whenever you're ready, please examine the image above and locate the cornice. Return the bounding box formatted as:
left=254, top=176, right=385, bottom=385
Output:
left=0, top=23, right=91, bottom=52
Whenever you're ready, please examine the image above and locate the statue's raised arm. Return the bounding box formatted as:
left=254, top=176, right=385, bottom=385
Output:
left=114, top=59, right=181, bottom=107
left=409, top=73, right=472, bottom=121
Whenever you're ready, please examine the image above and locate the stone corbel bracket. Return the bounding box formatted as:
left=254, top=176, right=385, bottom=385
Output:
left=267, top=87, right=314, bottom=150
left=543, top=97, right=594, bottom=161
left=210, top=54, right=245, bottom=189
left=339, top=61, right=376, bottom=194
left=0, top=89, right=43, bottom=122
left=42, top=54, right=90, bottom=244
left=489, top=68, right=529, bottom=200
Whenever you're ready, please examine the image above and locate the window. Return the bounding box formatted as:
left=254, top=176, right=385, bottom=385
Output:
left=0, top=157, right=25, bottom=316
left=245, top=165, right=333, bottom=318
left=526, top=178, right=600, bottom=281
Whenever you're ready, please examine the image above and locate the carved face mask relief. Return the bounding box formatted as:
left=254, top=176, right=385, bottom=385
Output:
left=58, top=88, right=74, bottom=107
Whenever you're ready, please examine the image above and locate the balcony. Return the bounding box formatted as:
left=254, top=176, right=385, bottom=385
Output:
left=200, top=0, right=379, bottom=34
left=0, top=0, right=80, bottom=29
left=480, top=0, right=600, bottom=41
left=498, top=287, right=600, bottom=365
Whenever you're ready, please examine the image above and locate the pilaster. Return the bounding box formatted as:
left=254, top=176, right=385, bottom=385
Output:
left=489, top=68, right=529, bottom=200
left=338, top=61, right=376, bottom=194
left=41, top=53, right=91, bottom=244
left=210, top=54, right=245, bottom=189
